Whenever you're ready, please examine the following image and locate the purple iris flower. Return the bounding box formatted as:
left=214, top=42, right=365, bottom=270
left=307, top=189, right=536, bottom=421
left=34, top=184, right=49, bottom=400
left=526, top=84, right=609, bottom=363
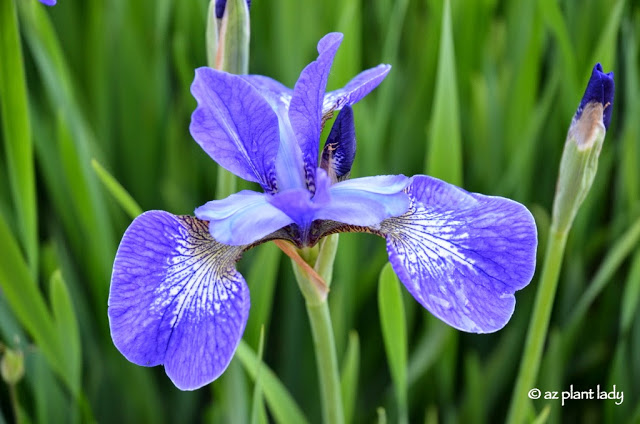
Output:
left=38, top=0, right=56, bottom=5
left=108, top=32, right=537, bottom=390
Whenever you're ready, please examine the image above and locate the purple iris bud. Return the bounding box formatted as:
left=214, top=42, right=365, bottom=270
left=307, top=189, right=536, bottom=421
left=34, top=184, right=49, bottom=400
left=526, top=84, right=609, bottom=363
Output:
left=576, top=63, right=614, bottom=130
left=215, top=0, right=251, bottom=19
left=553, top=63, right=614, bottom=231
left=108, top=32, right=538, bottom=391
left=38, top=0, right=56, bottom=5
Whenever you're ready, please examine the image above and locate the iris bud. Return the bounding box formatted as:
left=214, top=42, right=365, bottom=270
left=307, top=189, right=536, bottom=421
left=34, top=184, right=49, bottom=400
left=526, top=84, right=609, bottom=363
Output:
left=208, top=0, right=250, bottom=73
left=1, top=348, right=25, bottom=385
left=552, top=63, right=614, bottom=233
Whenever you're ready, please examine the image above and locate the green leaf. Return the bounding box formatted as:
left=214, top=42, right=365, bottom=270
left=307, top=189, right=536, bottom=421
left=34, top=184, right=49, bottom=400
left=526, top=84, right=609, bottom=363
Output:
left=531, top=405, right=551, bottom=424
left=567, top=215, right=640, bottom=331
left=365, top=0, right=409, bottom=175
left=0, top=215, right=66, bottom=389
left=407, top=323, right=449, bottom=387
left=588, top=0, right=624, bottom=71
left=49, top=270, right=81, bottom=397
left=460, top=353, right=485, bottom=424
left=538, top=330, right=563, bottom=424
left=340, top=331, right=360, bottom=424
left=425, top=0, right=462, bottom=186
left=0, top=0, right=37, bottom=276
left=378, top=262, right=408, bottom=424
left=213, top=360, right=248, bottom=424
left=605, top=341, right=631, bottom=422
left=620, top=251, right=640, bottom=335
left=250, top=326, right=266, bottom=424
left=244, top=244, right=281, bottom=348
left=537, top=0, right=578, bottom=97
left=235, top=341, right=309, bottom=424
left=17, top=0, right=115, bottom=311
left=91, top=159, right=143, bottom=219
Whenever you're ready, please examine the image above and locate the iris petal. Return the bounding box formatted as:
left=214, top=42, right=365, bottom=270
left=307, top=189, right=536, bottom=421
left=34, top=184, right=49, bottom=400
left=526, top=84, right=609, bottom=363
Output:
left=108, top=211, right=249, bottom=390
left=195, top=190, right=294, bottom=246
left=240, top=75, right=293, bottom=110
left=381, top=175, right=537, bottom=333
left=289, top=32, right=343, bottom=191
left=315, top=175, right=411, bottom=227
left=241, top=63, right=391, bottom=119
left=190, top=68, right=279, bottom=192
left=323, top=64, right=391, bottom=116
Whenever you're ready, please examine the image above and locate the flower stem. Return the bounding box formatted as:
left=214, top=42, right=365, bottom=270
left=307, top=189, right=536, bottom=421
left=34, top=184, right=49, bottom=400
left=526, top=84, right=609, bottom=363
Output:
left=506, top=227, right=568, bottom=424
left=289, top=234, right=344, bottom=424
left=305, top=299, right=344, bottom=424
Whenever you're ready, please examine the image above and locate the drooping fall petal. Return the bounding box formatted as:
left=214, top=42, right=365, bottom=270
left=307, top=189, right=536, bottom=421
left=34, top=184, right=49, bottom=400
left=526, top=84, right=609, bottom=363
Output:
left=108, top=212, right=250, bottom=390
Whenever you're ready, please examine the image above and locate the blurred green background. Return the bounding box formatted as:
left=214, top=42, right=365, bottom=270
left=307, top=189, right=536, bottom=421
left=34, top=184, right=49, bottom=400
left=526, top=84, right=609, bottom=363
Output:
left=1, top=0, right=639, bottom=422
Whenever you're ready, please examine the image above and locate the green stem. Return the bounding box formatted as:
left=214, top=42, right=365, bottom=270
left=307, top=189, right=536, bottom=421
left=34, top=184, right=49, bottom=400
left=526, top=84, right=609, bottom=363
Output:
left=306, top=300, right=344, bottom=424
left=506, top=227, right=568, bottom=424
left=291, top=235, right=343, bottom=424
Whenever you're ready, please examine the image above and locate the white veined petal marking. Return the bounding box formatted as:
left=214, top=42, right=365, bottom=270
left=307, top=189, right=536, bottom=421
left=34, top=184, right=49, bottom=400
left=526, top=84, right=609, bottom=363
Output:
left=149, top=216, right=245, bottom=334
left=381, top=199, right=503, bottom=332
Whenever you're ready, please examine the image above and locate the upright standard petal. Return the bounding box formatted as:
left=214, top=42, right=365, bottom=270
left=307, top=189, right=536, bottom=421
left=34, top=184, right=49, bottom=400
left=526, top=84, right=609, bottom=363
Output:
left=288, top=32, right=343, bottom=191
left=381, top=176, right=537, bottom=333
left=190, top=68, right=279, bottom=193
left=108, top=211, right=249, bottom=390
left=242, top=63, right=391, bottom=120
left=240, top=75, right=293, bottom=111
left=195, top=190, right=294, bottom=246
left=322, top=64, right=391, bottom=115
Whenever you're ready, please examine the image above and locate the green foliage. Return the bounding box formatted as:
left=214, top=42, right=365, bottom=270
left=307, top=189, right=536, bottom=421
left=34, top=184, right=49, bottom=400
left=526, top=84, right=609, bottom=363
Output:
left=378, top=262, right=408, bottom=423
left=0, top=0, right=638, bottom=422
left=340, top=331, right=360, bottom=424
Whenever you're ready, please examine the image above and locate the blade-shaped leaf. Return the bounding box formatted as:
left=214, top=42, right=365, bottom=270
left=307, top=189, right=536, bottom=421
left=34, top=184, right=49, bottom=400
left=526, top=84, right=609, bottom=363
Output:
left=340, top=331, right=360, bottom=424
left=0, top=0, right=37, bottom=276
left=425, top=0, right=462, bottom=186
left=0, top=216, right=66, bottom=389
left=91, top=159, right=143, bottom=219
left=378, top=262, right=408, bottom=424
left=250, top=326, right=266, bottom=424
left=235, top=341, right=309, bottom=424
left=49, top=270, right=81, bottom=397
